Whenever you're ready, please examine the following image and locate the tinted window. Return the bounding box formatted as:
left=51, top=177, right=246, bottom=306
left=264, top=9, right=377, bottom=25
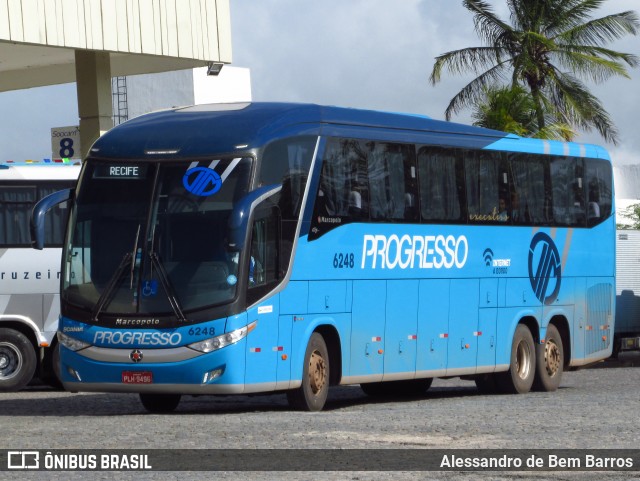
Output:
left=312, top=139, right=369, bottom=235
left=509, top=154, right=550, bottom=225
left=367, top=142, right=417, bottom=222
left=550, top=157, right=585, bottom=227
left=0, top=181, right=73, bottom=247
left=418, top=147, right=465, bottom=223
left=465, top=151, right=509, bottom=223
left=585, top=158, right=613, bottom=226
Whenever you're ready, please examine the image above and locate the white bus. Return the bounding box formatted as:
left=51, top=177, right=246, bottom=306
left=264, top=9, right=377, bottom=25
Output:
left=0, top=162, right=80, bottom=391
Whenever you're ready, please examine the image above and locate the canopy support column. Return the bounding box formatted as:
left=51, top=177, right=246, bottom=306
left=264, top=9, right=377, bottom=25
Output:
left=75, top=50, right=112, bottom=159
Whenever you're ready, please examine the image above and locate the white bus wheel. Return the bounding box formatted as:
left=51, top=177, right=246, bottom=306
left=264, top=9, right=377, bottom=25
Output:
left=0, top=328, right=37, bottom=392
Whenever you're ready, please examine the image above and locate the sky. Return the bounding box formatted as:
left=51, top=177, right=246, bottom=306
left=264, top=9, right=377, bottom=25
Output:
left=229, top=0, right=640, bottom=165
left=0, top=0, right=638, bottom=165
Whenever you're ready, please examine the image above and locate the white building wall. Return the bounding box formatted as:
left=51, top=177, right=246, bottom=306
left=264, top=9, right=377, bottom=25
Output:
left=124, top=66, right=252, bottom=119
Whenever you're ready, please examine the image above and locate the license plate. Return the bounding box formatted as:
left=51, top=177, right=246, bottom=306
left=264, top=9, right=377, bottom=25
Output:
left=122, top=371, right=153, bottom=384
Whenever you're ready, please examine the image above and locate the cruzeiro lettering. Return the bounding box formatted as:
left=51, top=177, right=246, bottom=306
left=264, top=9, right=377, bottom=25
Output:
left=93, top=331, right=182, bottom=346
left=361, top=234, right=468, bottom=270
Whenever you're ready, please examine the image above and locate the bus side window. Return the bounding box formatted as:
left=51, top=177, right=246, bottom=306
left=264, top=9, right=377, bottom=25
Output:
left=509, top=154, right=547, bottom=225
left=247, top=204, right=281, bottom=305
left=585, top=158, right=613, bottom=227
left=417, top=147, right=465, bottom=223
left=310, top=138, right=369, bottom=238
left=367, top=142, right=418, bottom=222
left=465, top=150, right=505, bottom=223
left=0, top=185, right=36, bottom=246
left=550, top=157, right=585, bottom=227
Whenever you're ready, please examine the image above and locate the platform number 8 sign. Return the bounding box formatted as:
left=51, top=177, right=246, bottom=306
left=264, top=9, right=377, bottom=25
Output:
left=51, top=126, right=81, bottom=160
left=59, top=137, right=75, bottom=158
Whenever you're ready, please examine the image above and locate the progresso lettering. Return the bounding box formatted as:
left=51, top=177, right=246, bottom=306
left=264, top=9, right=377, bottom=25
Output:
left=361, top=234, right=468, bottom=270
left=93, top=331, right=182, bottom=346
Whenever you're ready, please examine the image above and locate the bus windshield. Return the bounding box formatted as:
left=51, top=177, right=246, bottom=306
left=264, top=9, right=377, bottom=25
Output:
left=62, top=158, right=252, bottom=318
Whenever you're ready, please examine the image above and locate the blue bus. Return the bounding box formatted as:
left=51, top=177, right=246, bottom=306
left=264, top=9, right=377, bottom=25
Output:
left=32, top=103, right=615, bottom=412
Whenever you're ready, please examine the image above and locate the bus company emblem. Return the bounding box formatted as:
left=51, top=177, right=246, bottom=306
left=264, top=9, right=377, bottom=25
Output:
left=130, top=349, right=143, bottom=363
left=182, top=167, right=222, bottom=196
left=528, top=232, right=561, bottom=305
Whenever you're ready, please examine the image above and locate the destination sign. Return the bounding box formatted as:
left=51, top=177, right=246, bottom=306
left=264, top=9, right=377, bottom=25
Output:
left=93, top=165, right=148, bottom=179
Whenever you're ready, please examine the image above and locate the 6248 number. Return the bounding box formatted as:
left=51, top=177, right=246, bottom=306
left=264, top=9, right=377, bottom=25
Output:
left=333, top=252, right=354, bottom=269
left=188, top=326, right=216, bottom=337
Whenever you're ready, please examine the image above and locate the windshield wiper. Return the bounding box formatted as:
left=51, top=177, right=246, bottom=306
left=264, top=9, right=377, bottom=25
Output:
left=91, top=252, right=133, bottom=322
left=149, top=251, right=189, bottom=323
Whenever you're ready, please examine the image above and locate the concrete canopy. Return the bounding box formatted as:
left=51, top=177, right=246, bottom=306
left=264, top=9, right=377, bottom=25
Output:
left=0, top=0, right=232, bottom=156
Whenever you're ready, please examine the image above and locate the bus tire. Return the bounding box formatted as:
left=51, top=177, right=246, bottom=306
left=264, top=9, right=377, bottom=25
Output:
left=496, top=324, right=535, bottom=394
left=0, top=328, right=37, bottom=392
left=139, top=393, right=181, bottom=413
left=41, top=343, right=63, bottom=389
left=287, top=333, right=329, bottom=411
left=532, top=324, right=563, bottom=392
left=361, top=378, right=433, bottom=397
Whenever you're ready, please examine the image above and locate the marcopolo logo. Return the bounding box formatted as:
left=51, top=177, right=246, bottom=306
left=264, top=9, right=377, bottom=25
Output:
left=361, top=234, right=468, bottom=270
left=182, top=167, right=222, bottom=196
left=528, top=232, right=561, bottom=305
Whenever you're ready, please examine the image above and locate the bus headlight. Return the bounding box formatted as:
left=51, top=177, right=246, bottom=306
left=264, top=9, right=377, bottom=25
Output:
left=57, top=331, right=91, bottom=352
left=188, top=321, right=257, bottom=353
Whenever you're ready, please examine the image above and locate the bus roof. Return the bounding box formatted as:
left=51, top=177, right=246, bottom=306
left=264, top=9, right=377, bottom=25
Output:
left=0, top=163, right=81, bottom=181
left=88, top=102, right=610, bottom=160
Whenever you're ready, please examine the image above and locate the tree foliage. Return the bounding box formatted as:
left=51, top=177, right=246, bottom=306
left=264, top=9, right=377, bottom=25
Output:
left=471, top=84, right=576, bottom=140
left=430, top=0, right=639, bottom=144
left=617, top=203, right=640, bottom=230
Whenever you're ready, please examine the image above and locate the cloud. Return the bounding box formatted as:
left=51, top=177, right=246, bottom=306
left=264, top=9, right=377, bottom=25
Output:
left=231, top=0, right=640, bottom=163
left=231, top=0, right=472, bottom=116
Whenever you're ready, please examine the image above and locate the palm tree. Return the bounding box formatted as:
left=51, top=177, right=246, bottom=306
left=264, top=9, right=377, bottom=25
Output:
left=430, top=0, right=639, bottom=144
left=472, top=84, right=575, bottom=140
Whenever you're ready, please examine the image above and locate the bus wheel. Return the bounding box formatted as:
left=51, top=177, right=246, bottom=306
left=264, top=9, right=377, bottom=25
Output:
left=474, top=374, right=499, bottom=394
left=532, top=324, right=564, bottom=392
left=0, top=328, right=37, bottom=392
left=139, top=393, right=182, bottom=413
left=41, top=343, right=63, bottom=389
left=361, top=378, right=433, bottom=397
left=496, top=324, right=535, bottom=394
left=287, top=333, right=329, bottom=411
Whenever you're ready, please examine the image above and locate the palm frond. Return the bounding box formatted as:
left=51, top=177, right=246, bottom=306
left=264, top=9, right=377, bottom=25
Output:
left=547, top=71, right=619, bottom=144
left=557, top=11, right=640, bottom=48
left=429, top=46, right=508, bottom=84
left=430, top=0, right=638, bottom=144
left=463, top=0, right=513, bottom=45
left=443, top=62, right=510, bottom=120
left=552, top=49, right=632, bottom=82
left=543, top=0, right=605, bottom=35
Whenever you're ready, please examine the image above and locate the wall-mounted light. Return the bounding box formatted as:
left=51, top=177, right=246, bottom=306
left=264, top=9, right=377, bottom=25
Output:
left=207, top=62, right=224, bottom=76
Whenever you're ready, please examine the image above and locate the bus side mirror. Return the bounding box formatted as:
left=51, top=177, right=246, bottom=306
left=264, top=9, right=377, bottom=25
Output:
left=31, top=188, right=73, bottom=250
left=227, top=184, right=281, bottom=251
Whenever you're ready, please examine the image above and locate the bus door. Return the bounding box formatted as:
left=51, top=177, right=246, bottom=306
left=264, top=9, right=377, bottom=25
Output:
left=416, top=279, right=449, bottom=375
left=477, top=278, right=498, bottom=370
left=446, top=278, right=479, bottom=374
left=382, top=280, right=419, bottom=380
left=583, top=277, right=613, bottom=359
left=244, top=209, right=282, bottom=388
left=350, top=280, right=385, bottom=381
left=244, top=301, right=280, bottom=388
